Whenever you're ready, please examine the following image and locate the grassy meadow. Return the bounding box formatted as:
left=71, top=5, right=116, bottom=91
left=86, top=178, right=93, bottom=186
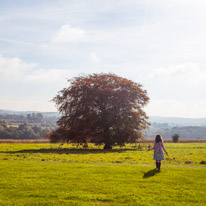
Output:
left=0, top=143, right=205, bottom=205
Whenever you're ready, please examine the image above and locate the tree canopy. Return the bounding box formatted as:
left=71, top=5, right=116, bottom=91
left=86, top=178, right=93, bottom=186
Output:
left=50, top=73, right=150, bottom=149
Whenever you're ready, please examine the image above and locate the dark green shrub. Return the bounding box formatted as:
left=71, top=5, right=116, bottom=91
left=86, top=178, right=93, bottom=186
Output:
left=172, top=133, right=179, bottom=143
left=200, top=160, right=206, bottom=165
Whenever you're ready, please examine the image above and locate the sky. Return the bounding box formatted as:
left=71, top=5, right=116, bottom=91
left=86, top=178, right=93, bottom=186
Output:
left=0, top=0, right=206, bottom=118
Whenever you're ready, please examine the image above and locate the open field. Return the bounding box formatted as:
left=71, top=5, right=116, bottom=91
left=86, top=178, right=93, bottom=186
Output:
left=0, top=143, right=205, bottom=205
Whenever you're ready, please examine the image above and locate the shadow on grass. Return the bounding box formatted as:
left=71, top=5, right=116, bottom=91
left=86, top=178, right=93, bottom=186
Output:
left=143, top=169, right=159, bottom=178
left=0, top=148, right=139, bottom=155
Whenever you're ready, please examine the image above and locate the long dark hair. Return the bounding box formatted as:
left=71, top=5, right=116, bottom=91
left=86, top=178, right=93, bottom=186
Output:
left=155, top=134, right=163, bottom=143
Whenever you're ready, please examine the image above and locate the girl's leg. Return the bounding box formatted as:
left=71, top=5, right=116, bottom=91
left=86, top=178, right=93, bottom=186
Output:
left=157, top=160, right=161, bottom=170
left=156, top=160, right=160, bottom=169
left=156, top=160, right=158, bottom=169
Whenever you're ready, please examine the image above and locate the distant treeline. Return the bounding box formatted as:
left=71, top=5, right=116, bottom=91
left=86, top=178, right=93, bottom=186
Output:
left=0, top=121, right=51, bottom=139
left=145, top=126, right=206, bottom=139
left=0, top=113, right=57, bottom=124
left=151, top=122, right=169, bottom=129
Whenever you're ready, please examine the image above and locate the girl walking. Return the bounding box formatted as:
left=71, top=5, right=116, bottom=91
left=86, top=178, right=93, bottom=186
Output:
left=147, top=134, right=168, bottom=171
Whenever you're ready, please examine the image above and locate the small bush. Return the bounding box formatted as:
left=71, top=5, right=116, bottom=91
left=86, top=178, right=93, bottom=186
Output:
left=172, top=134, right=180, bottom=143
left=185, top=160, right=192, bottom=164
left=200, top=160, right=206, bottom=165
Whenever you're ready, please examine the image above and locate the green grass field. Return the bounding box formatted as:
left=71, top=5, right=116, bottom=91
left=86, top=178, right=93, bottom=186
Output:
left=0, top=143, right=205, bottom=205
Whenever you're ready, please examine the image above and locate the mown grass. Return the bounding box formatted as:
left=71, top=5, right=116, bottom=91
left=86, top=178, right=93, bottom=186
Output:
left=0, top=143, right=206, bottom=166
left=0, top=143, right=205, bottom=205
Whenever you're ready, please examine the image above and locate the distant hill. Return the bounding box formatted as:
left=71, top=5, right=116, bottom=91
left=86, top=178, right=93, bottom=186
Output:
left=1, top=109, right=206, bottom=126
left=0, top=109, right=59, bottom=117
left=149, top=116, right=206, bottom=127
left=1, top=109, right=206, bottom=139
left=144, top=126, right=206, bottom=139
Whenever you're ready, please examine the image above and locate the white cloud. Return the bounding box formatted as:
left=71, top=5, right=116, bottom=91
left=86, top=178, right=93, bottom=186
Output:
left=0, top=55, right=36, bottom=79
left=145, top=99, right=206, bottom=118
left=52, top=24, right=86, bottom=43
left=90, top=52, right=100, bottom=63
left=0, top=54, right=76, bottom=83
left=0, top=54, right=79, bottom=112
left=144, top=62, right=206, bottom=113
left=148, top=62, right=206, bottom=84
left=0, top=98, right=56, bottom=112
left=26, top=68, right=75, bottom=83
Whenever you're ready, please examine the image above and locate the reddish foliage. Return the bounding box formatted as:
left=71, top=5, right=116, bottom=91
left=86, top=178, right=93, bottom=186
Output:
left=50, top=73, right=150, bottom=149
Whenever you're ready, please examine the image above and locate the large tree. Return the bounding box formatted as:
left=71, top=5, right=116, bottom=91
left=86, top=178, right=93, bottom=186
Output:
left=50, top=73, right=150, bottom=149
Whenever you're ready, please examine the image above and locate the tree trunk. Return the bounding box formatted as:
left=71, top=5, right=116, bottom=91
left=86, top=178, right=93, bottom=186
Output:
left=103, top=143, right=112, bottom=150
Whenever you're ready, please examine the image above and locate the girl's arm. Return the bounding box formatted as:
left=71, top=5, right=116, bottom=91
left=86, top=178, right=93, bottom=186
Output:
left=147, top=144, right=154, bottom=151
left=161, top=143, right=168, bottom=155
